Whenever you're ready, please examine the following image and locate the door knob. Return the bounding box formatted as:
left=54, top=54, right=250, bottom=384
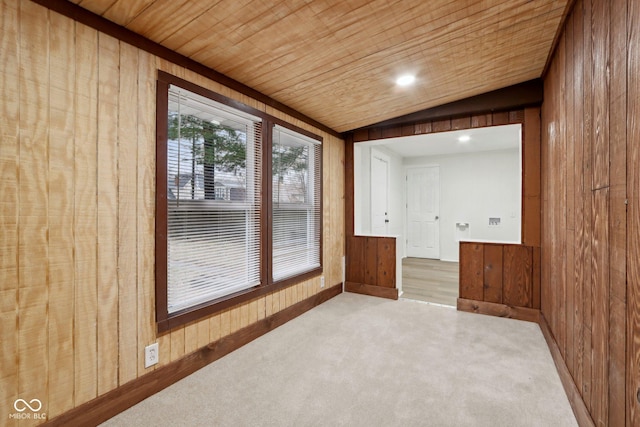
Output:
left=435, top=216, right=439, bottom=220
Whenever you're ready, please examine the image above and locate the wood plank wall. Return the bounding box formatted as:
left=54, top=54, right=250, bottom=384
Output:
left=457, top=242, right=540, bottom=322
left=0, top=0, right=345, bottom=424
left=541, top=0, right=639, bottom=425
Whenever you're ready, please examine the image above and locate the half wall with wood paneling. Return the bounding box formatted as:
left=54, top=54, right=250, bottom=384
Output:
left=345, top=236, right=398, bottom=300
left=0, top=0, right=344, bottom=424
left=540, top=0, right=639, bottom=425
left=457, top=242, right=540, bottom=322
left=344, top=106, right=541, bottom=304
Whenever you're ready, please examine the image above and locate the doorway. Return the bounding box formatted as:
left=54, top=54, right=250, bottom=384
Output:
left=406, top=165, right=440, bottom=259
left=370, top=150, right=389, bottom=235
left=353, top=124, right=522, bottom=306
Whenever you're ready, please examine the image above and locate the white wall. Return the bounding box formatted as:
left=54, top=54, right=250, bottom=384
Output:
left=354, top=145, right=405, bottom=256
left=404, top=148, right=521, bottom=261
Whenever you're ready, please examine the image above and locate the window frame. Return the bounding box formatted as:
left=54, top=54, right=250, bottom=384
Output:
left=155, top=71, right=323, bottom=333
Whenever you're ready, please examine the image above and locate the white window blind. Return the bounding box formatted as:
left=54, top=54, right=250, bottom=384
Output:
left=166, top=85, right=262, bottom=313
left=272, top=125, right=321, bottom=281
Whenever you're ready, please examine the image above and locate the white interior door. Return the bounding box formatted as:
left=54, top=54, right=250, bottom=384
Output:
left=406, top=166, right=440, bottom=258
left=371, top=151, right=389, bottom=235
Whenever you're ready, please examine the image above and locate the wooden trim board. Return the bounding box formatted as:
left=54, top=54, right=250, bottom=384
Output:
left=457, top=299, right=594, bottom=427
left=456, top=298, right=540, bottom=323
left=349, top=79, right=543, bottom=132
left=42, top=284, right=342, bottom=427
left=539, top=314, right=595, bottom=427
left=345, top=281, right=399, bottom=300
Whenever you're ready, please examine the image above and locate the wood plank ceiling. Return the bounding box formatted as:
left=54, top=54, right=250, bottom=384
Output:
left=70, top=0, right=570, bottom=133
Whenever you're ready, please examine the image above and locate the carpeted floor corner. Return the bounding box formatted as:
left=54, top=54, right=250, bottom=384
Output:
left=102, top=293, right=577, bottom=427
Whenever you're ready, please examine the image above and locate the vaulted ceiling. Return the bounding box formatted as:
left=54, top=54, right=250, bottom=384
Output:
left=69, top=0, right=570, bottom=133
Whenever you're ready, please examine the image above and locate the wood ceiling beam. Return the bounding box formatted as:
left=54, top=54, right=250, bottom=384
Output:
left=346, top=78, right=543, bottom=135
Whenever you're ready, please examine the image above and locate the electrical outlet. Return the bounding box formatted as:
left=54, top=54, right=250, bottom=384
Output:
left=320, top=276, right=325, bottom=288
left=145, top=343, right=159, bottom=368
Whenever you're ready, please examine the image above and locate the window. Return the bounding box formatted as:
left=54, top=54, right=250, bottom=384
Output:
left=272, top=125, right=322, bottom=281
left=156, top=72, right=323, bottom=331
left=165, top=85, right=262, bottom=315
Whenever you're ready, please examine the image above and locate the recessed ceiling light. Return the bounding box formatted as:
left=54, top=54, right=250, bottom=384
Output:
left=458, top=135, right=471, bottom=142
left=396, top=74, right=416, bottom=87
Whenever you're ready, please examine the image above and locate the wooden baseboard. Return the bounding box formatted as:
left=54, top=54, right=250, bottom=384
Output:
left=456, top=298, right=540, bottom=323
left=457, top=299, right=594, bottom=426
left=43, top=284, right=342, bottom=427
left=538, top=314, right=594, bottom=427
left=345, top=281, right=399, bottom=300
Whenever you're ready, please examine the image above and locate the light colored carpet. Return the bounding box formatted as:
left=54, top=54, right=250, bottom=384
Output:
left=102, top=293, right=577, bottom=427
